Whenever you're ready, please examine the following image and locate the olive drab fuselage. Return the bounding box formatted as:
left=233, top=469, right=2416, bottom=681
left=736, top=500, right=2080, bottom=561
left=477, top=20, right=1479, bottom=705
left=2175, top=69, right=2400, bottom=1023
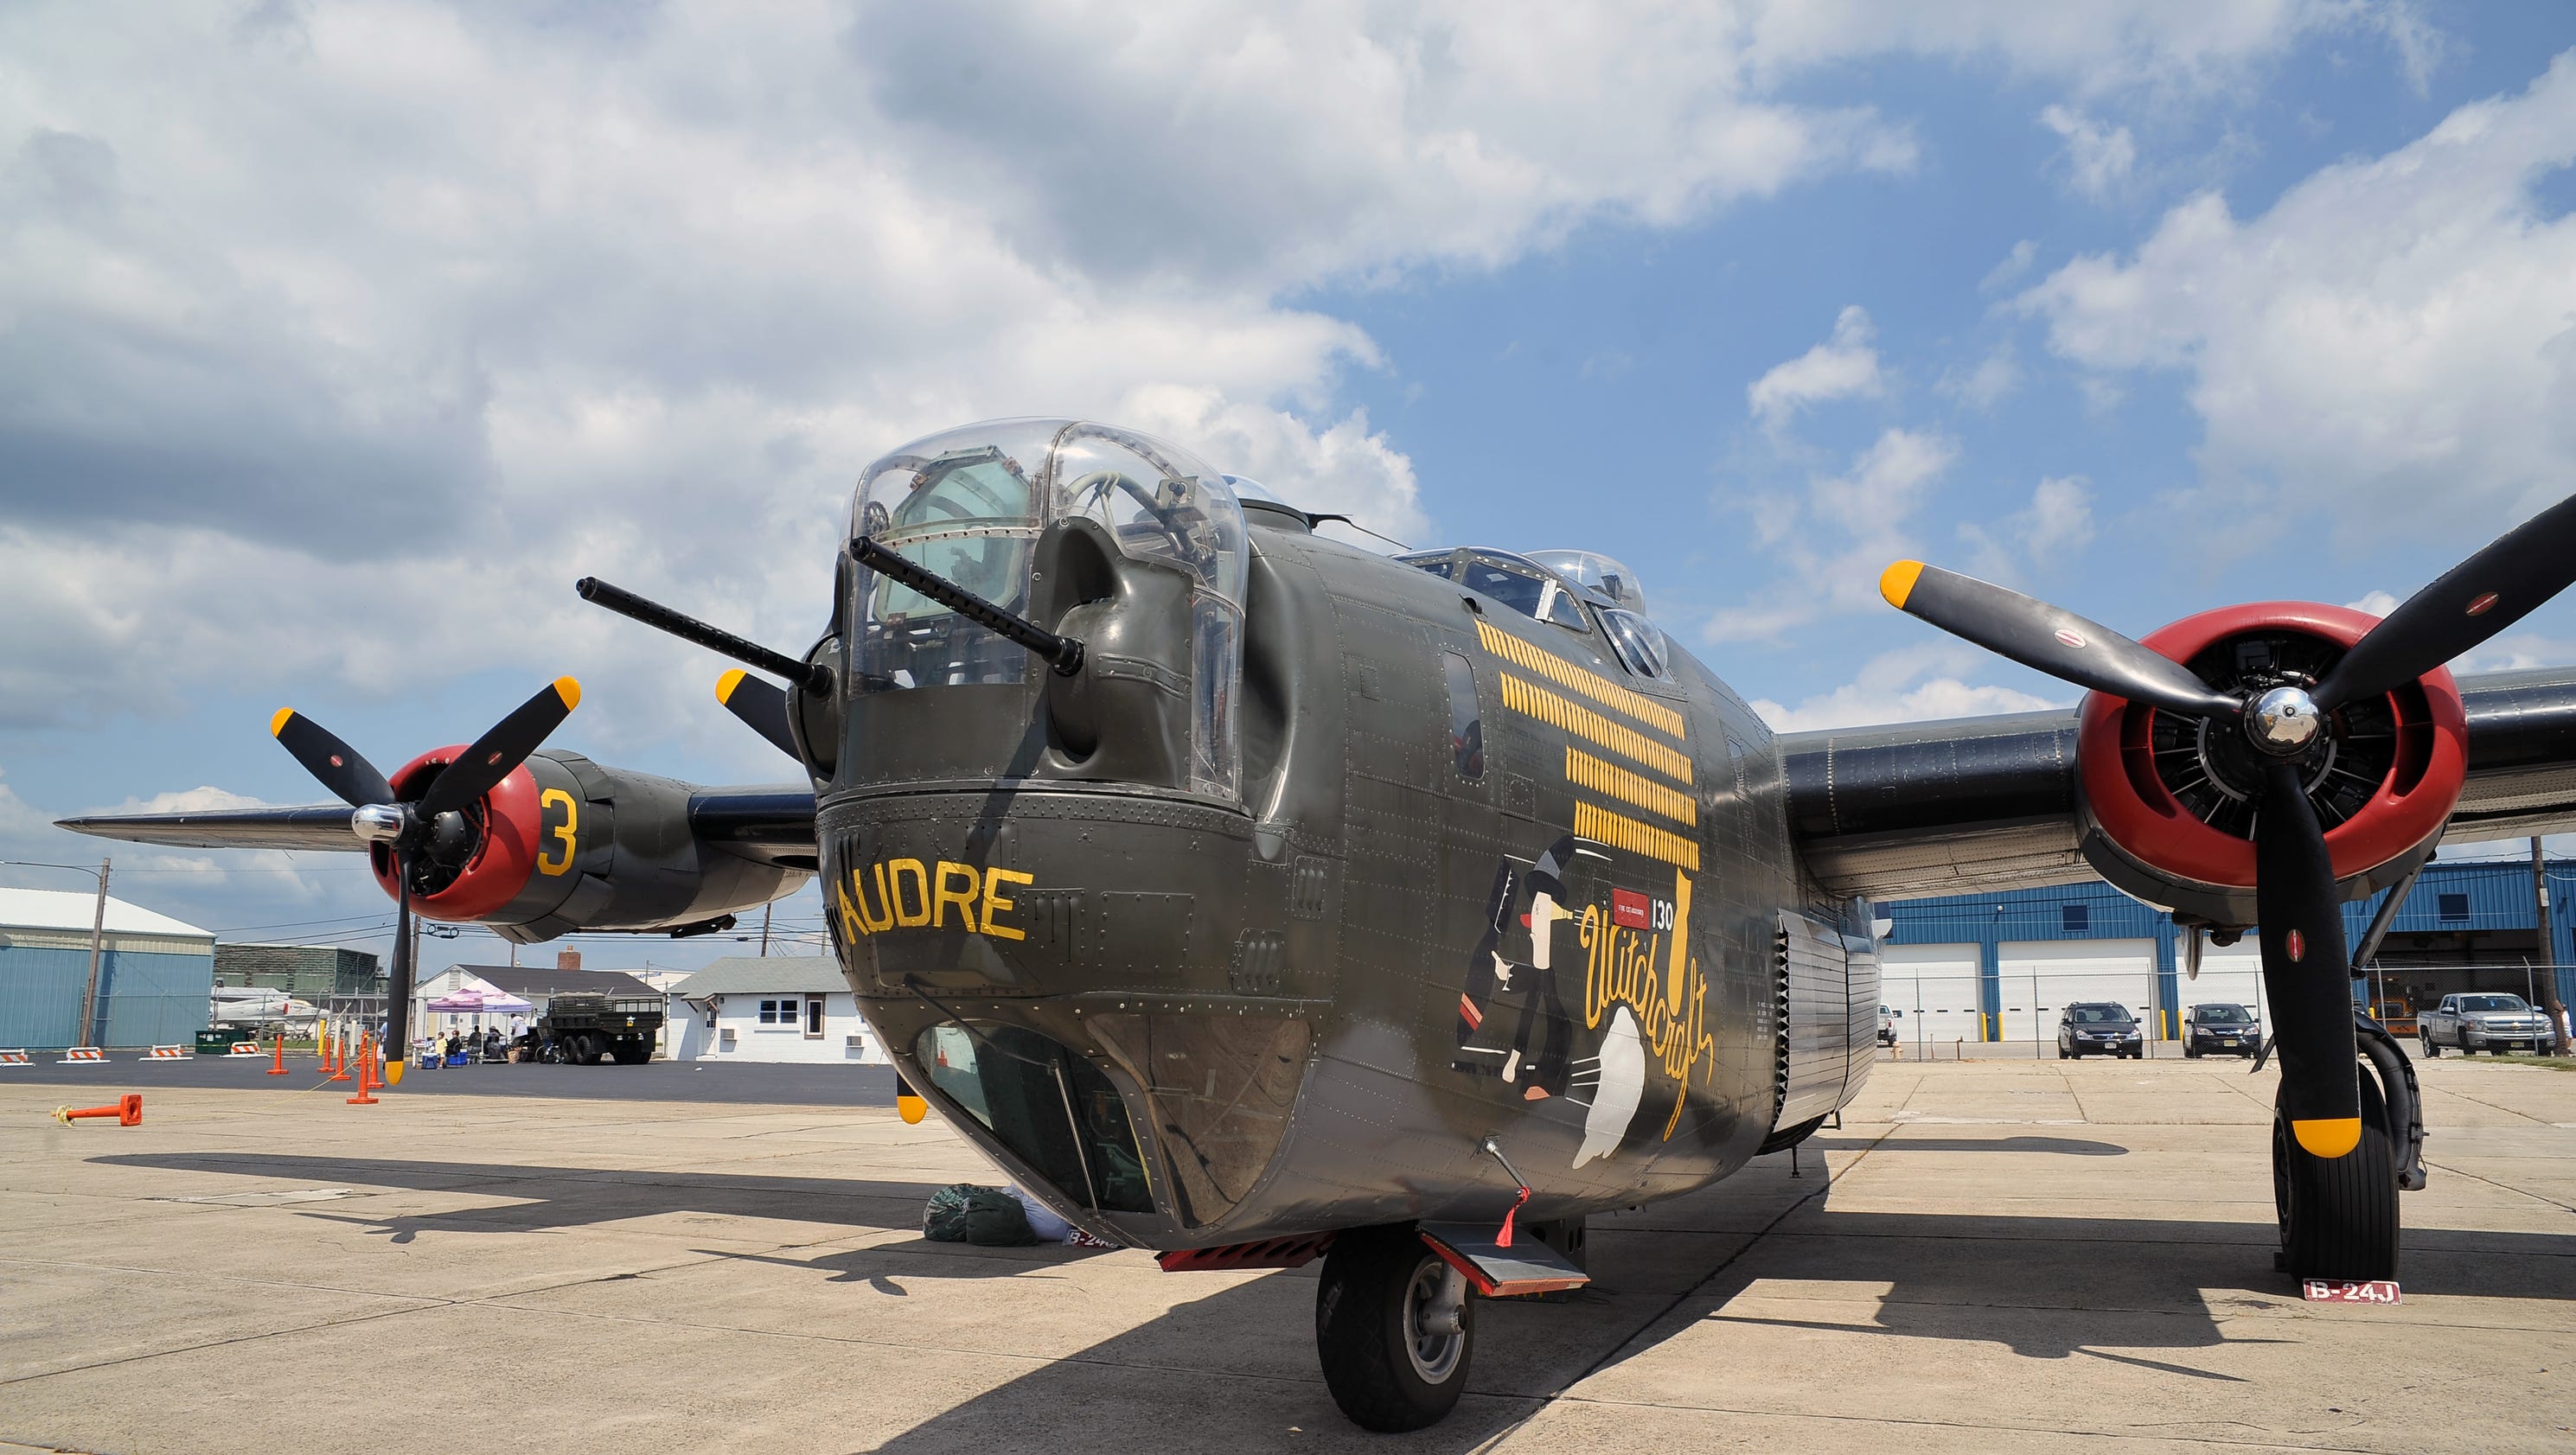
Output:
left=819, top=509, right=1855, bottom=1251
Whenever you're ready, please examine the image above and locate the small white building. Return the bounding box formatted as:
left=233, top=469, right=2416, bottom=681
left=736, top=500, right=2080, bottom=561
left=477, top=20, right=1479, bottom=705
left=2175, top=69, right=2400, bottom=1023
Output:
left=666, top=957, right=883, bottom=1064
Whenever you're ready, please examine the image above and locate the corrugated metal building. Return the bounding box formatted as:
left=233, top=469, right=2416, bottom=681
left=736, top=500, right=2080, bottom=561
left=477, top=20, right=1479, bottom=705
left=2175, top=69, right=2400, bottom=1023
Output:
left=1882, top=858, right=2576, bottom=1049
left=0, top=889, right=215, bottom=1050
left=214, top=943, right=382, bottom=1000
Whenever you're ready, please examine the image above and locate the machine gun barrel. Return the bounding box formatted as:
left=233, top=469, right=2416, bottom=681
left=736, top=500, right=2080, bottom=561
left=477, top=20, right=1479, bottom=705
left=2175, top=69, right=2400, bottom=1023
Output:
left=574, top=577, right=834, bottom=694
left=851, top=536, right=1085, bottom=677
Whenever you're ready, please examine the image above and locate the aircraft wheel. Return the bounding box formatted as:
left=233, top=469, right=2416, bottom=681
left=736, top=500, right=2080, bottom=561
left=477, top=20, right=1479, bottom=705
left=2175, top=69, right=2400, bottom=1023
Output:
left=2272, top=1069, right=2398, bottom=1282
left=1315, top=1226, right=1473, bottom=1433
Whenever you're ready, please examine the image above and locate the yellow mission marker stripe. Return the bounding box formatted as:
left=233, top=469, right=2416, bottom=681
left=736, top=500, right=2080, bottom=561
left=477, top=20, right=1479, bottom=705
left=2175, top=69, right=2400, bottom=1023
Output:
left=717, top=667, right=747, bottom=705
left=1879, top=560, right=1925, bottom=609
left=553, top=676, right=582, bottom=711
left=1474, top=619, right=1685, bottom=740
left=1574, top=801, right=1701, bottom=872
left=1499, top=673, right=1693, bottom=785
left=270, top=707, right=295, bottom=737
left=2292, top=1117, right=2362, bottom=1158
left=1566, top=747, right=1697, bottom=827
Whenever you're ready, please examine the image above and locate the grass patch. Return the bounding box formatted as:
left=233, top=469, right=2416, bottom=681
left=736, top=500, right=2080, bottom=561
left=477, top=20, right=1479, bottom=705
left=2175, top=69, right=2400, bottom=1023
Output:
left=2496, top=1056, right=2576, bottom=1072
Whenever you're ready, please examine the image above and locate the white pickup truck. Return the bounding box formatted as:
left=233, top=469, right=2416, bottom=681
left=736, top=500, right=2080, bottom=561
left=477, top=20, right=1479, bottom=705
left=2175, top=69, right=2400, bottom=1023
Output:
left=2417, top=992, right=2555, bottom=1056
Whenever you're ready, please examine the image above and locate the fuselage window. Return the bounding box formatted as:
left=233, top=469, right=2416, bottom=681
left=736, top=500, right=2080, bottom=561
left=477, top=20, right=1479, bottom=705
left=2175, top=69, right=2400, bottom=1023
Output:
left=1442, top=651, right=1484, bottom=779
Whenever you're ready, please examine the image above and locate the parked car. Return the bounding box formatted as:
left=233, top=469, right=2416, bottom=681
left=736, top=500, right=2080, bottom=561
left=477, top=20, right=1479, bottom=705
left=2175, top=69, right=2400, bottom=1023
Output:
left=2183, top=1002, right=2260, bottom=1059
left=2057, top=1002, right=2143, bottom=1060
left=1878, top=1005, right=1898, bottom=1046
left=2418, top=992, right=2554, bottom=1056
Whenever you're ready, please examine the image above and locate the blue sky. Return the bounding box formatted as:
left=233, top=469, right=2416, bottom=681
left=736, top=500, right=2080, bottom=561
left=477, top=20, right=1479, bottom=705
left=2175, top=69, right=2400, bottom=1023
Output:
left=5, top=1, right=2575, bottom=973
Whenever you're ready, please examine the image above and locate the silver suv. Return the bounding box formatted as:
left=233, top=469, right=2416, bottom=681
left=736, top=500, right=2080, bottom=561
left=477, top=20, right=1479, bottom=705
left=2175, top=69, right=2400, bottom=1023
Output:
left=2419, top=992, right=2554, bottom=1056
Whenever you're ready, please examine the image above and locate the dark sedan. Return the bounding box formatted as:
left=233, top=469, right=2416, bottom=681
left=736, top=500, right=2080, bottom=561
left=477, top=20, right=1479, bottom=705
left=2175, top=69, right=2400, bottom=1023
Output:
left=2056, top=1002, right=2143, bottom=1060
left=2183, top=1002, right=2261, bottom=1059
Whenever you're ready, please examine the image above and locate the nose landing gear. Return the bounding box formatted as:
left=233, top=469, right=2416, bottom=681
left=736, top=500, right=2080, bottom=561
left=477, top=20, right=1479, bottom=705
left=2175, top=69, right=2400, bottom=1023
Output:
left=1315, top=1226, right=1476, bottom=1432
left=2272, top=1050, right=2403, bottom=1280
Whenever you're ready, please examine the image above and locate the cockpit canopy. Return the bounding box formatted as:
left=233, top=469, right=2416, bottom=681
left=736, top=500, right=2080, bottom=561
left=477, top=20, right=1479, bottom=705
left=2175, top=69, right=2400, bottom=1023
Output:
left=1396, top=546, right=1675, bottom=683
left=849, top=418, right=1250, bottom=800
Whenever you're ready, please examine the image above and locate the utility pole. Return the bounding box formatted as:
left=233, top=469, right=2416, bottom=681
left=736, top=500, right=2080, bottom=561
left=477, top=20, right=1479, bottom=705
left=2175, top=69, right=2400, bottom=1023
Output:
left=79, top=857, right=110, bottom=1048
left=759, top=901, right=773, bottom=957
left=2535, top=837, right=2570, bottom=1056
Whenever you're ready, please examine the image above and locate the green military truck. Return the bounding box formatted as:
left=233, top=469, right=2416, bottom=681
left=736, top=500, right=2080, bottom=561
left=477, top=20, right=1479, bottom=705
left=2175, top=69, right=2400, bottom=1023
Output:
left=538, top=992, right=663, bottom=1064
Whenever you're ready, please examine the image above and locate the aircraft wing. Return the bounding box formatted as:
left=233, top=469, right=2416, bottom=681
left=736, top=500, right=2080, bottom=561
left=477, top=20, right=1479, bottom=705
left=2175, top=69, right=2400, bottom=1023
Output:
left=1787, top=666, right=2576, bottom=903
left=57, top=788, right=820, bottom=865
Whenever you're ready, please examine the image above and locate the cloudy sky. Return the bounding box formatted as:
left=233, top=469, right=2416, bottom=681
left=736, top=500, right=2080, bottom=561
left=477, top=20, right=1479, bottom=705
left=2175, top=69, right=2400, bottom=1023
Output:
left=5, top=1, right=2575, bottom=973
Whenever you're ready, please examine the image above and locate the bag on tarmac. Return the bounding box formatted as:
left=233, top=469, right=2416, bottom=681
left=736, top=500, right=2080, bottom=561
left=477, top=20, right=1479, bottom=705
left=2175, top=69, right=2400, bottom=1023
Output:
left=923, top=1183, right=1037, bottom=1246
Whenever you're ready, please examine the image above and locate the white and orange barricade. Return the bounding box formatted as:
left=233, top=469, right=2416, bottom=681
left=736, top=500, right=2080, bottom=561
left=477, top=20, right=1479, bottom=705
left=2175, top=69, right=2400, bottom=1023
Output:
left=138, top=1044, right=187, bottom=1062
left=60, top=1047, right=106, bottom=1064
left=0, top=1049, right=31, bottom=1066
left=225, top=1040, right=264, bottom=1058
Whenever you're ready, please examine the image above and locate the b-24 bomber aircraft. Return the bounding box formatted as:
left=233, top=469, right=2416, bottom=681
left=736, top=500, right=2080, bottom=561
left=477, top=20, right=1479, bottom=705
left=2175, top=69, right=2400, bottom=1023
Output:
left=65, top=418, right=2576, bottom=1432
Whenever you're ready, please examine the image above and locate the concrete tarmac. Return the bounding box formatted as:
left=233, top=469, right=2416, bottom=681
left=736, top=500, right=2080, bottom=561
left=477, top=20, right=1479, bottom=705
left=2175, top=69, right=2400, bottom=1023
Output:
left=3, top=1055, right=2571, bottom=1453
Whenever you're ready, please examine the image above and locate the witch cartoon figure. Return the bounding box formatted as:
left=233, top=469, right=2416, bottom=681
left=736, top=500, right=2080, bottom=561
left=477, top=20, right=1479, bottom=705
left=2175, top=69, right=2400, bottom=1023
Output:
left=1451, top=834, right=1598, bottom=1099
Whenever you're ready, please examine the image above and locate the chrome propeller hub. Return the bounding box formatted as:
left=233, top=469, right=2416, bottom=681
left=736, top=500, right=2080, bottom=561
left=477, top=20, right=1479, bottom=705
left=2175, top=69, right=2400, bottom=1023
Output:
left=2247, top=685, right=2324, bottom=756
left=349, top=802, right=411, bottom=844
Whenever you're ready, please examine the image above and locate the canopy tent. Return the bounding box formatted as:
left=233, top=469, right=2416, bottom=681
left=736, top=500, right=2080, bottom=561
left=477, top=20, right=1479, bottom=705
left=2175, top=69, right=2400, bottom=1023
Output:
left=425, top=988, right=534, bottom=1014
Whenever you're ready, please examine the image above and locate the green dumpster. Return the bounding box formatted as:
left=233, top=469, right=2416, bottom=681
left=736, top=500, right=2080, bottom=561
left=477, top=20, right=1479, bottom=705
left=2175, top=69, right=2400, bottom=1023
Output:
left=196, top=1029, right=252, bottom=1055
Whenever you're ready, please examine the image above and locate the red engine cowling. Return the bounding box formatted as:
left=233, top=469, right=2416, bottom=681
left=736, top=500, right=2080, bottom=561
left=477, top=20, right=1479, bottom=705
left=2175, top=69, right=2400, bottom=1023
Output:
left=368, top=745, right=547, bottom=920
left=2074, top=603, right=2469, bottom=927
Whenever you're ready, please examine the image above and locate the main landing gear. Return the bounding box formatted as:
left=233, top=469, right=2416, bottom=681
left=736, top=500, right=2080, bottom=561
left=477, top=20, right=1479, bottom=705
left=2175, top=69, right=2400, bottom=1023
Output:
left=1315, top=1226, right=1476, bottom=1432
left=2271, top=1027, right=2421, bottom=1281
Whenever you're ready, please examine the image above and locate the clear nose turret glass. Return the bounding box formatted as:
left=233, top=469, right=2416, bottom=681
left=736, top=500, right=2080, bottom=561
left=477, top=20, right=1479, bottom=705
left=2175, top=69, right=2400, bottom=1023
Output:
left=848, top=418, right=1250, bottom=801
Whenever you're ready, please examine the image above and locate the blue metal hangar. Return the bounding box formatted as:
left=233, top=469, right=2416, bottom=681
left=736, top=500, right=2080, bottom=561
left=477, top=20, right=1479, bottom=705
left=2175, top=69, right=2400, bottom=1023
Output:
left=0, top=888, right=214, bottom=1050
left=1880, top=857, right=2576, bottom=1050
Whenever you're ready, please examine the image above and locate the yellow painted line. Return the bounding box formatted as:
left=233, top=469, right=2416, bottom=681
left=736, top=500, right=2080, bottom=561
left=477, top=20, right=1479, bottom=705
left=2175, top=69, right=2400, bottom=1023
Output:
left=1566, top=747, right=1697, bottom=827
left=1499, top=673, right=1693, bottom=785
left=1475, top=619, right=1684, bottom=740
left=1574, top=801, right=1700, bottom=872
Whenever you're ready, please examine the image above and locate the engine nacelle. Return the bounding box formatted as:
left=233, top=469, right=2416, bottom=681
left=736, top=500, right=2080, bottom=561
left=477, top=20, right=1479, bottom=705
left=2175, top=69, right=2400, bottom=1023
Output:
left=369, top=748, right=809, bottom=943
left=2074, top=603, right=2469, bottom=927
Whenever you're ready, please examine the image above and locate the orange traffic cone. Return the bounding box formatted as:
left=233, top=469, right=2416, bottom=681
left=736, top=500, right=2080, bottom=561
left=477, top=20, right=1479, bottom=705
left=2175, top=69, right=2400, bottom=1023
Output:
left=326, top=1026, right=349, bottom=1082
left=267, top=1030, right=289, bottom=1075
left=346, top=1034, right=379, bottom=1106
left=54, top=1094, right=143, bottom=1126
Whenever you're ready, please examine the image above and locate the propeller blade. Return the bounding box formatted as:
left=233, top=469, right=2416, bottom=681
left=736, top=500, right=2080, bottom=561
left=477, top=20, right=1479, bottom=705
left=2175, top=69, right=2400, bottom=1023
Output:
left=2183, top=925, right=2203, bottom=982
left=717, top=669, right=802, bottom=763
left=417, top=678, right=581, bottom=820
left=2252, top=763, right=2362, bottom=1158
left=270, top=709, right=395, bottom=808
left=2314, top=490, right=2576, bottom=711
left=1879, top=562, right=2242, bottom=720
left=382, top=851, right=416, bottom=1088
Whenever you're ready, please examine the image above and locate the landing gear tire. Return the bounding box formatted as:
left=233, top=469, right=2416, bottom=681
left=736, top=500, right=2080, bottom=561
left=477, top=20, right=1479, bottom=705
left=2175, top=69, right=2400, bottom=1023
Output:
left=1315, top=1226, right=1473, bottom=1433
left=2272, top=1069, right=2398, bottom=1282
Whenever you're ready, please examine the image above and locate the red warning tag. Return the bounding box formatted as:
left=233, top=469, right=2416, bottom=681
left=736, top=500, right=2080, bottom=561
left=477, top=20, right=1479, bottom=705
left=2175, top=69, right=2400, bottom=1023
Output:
left=1612, top=889, right=1652, bottom=929
left=2303, top=1280, right=2401, bottom=1305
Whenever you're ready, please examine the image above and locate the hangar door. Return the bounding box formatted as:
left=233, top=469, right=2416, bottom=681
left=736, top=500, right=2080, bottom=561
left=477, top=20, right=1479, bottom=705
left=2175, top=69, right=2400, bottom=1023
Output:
left=1998, top=940, right=2156, bottom=1043
left=2183, top=941, right=2267, bottom=1031
left=1882, top=943, right=1982, bottom=1050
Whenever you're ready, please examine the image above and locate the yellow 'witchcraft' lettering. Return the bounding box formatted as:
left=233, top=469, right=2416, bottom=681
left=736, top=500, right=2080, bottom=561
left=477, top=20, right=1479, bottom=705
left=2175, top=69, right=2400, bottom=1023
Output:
left=1581, top=871, right=1716, bottom=1139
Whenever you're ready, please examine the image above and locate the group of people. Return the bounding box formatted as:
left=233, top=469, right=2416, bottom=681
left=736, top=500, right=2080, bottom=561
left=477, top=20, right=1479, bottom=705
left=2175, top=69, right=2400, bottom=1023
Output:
left=411, top=1024, right=514, bottom=1067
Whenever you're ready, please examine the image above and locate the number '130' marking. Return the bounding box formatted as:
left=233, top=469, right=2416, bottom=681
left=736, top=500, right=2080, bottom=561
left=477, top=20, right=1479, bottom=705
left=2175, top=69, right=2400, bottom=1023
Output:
left=538, top=788, right=578, bottom=877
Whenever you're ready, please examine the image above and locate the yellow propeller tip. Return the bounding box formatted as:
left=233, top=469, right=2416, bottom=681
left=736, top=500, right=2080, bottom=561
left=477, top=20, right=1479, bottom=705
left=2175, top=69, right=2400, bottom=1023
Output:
left=897, top=1093, right=928, bottom=1126
left=553, top=676, right=582, bottom=711
left=2292, top=1117, right=2362, bottom=1158
left=1879, top=560, right=1926, bottom=609
left=269, top=707, right=295, bottom=737
left=717, top=668, right=746, bottom=705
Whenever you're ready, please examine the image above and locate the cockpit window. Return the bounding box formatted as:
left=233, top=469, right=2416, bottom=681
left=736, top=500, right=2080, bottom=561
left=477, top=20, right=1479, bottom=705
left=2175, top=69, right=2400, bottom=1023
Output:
left=1600, top=608, right=1671, bottom=680
left=1462, top=552, right=1588, bottom=633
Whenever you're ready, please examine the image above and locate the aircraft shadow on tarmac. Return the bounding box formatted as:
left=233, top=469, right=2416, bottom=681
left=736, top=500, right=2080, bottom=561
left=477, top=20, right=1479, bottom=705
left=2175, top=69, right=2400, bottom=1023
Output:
left=1808, top=1134, right=2128, bottom=1156
left=91, top=1148, right=2576, bottom=1450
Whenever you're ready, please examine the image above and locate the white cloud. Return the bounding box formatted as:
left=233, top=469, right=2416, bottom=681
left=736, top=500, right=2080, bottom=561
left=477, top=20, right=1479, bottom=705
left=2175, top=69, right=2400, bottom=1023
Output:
left=2346, top=589, right=2400, bottom=616
left=2039, top=104, right=2138, bottom=200
left=1981, top=239, right=2038, bottom=293
left=1750, top=643, right=2068, bottom=732
left=1704, top=427, right=1956, bottom=642
left=1748, top=305, right=1884, bottom=430
left=2017, top=52, right=2576, bottom=541
left=1940, top=342, right=2022, bottom=408
left=1956, top=475, right=2095, bottom=582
